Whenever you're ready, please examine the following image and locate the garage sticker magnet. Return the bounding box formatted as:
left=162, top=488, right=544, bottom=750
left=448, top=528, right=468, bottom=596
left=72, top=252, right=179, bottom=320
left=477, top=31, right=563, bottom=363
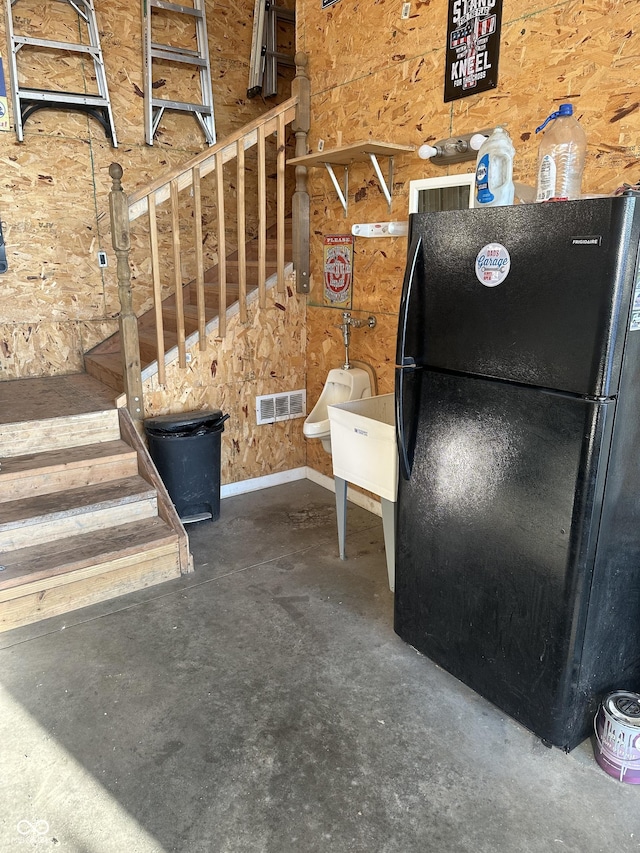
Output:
left=475, top=242, right=511, bottom=287
left=323, top=234, right=353, bottom=307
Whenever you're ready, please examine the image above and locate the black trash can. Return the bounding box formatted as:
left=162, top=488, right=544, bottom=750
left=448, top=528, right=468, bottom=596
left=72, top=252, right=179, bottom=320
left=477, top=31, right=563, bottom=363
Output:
left=145, top=409, right=230, bottom=524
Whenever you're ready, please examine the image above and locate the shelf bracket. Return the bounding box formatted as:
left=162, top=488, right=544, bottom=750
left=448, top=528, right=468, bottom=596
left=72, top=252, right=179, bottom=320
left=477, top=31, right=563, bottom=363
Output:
left=325, top=162, right=349, bottom=214
left=368, top=152, right=394, bottom=209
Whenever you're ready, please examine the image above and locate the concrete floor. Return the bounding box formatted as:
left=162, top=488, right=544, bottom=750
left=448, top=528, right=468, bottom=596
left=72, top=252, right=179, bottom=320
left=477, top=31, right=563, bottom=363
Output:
left=1, top=479, right=638, bottom=853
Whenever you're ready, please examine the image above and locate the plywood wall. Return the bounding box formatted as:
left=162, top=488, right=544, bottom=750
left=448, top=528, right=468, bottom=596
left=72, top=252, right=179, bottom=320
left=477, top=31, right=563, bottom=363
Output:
left=0, top=0, right=292, bottom=379
left=298, top=0, right=640, bottom=478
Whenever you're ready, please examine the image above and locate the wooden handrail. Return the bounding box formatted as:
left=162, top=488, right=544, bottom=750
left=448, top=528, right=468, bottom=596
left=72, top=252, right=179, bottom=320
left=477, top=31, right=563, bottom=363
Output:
left=110, top=53, right=310, bottom=413
left=128, top=97, right=299, bottom=221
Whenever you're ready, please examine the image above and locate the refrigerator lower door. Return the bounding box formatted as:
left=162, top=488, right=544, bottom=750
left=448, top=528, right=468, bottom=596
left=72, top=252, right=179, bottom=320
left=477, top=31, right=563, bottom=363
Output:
left=394, top=370, right=613, bottom=749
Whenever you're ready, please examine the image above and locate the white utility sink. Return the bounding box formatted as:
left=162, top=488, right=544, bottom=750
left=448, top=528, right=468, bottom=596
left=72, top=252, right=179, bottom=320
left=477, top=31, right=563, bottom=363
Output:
left=328, top=393, right=398, bottom=499
left=328, top=393, right=398, bottom=590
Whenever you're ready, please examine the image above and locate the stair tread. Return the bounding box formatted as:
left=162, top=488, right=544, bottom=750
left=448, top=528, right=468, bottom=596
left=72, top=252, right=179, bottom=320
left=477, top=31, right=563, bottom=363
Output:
left=0, top=475, right=156, bottom=530
left=0, top=439, right=136, bottom=481
left=0, top=517, right=178, bottom=591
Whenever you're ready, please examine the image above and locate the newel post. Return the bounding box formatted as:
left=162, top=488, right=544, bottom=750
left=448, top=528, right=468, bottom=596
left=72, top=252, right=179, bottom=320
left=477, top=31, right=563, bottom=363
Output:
left=291, top=52, right=310, bottom=294
left=109, top=163, right=144, bottom=422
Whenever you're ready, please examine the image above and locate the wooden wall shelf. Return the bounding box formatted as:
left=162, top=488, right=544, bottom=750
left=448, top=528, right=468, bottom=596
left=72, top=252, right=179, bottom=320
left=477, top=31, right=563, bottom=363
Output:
left=288, top=141, right=415, bottom=213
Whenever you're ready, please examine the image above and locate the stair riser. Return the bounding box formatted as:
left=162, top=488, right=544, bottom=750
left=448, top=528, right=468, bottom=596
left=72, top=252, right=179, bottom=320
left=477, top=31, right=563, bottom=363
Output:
left=138, top=337, right=170, bottom=365
left=0, top=498, right=158, bottom=551
left=0, top=541, right=179, bottom=604
left=84, top=357, right=124, bottom=393
left=0, top=456, right=139, bottom=504
left=0, top=546, right=181, bottom=633
left=0, top=410, right=121, bottom=459
left=202, top=267, right=275, bottom=289
left=159, top=313, right=201, bottom=337
left=186, top=282, right=244, bottom=303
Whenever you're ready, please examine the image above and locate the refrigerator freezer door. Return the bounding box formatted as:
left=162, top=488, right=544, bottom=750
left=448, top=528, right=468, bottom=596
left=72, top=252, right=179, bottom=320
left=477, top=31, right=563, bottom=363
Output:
left=410, top=197, right=640, bottom=397
left=394, top=370, right=613, bottom=749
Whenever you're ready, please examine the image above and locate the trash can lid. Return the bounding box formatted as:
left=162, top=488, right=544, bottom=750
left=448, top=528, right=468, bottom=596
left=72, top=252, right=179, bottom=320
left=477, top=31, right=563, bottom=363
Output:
left=144, top=409, right=227, bottom=435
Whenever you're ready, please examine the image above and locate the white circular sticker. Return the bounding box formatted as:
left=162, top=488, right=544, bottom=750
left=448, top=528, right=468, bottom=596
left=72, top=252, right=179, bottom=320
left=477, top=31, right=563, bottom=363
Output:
left=475, top=243, right=511, bottom=287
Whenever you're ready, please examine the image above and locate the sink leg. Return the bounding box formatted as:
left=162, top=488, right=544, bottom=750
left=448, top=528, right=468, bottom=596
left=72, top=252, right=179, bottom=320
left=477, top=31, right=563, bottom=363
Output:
left=335, top=476, right=348, bottom=560
left=381, top=497, right=396, bottom=591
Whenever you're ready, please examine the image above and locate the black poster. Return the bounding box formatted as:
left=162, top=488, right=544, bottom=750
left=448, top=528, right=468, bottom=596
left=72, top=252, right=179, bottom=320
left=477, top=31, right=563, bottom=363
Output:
left=444, top=0, right=503, bottom=102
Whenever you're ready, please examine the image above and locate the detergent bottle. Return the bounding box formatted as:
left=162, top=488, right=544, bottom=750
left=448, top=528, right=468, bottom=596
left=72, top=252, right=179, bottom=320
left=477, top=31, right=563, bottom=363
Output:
left=474, top=127, right=515, bottom=207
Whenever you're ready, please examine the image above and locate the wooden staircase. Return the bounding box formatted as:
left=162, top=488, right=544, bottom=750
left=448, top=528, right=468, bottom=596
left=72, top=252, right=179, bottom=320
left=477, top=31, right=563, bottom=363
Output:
left=85, top=220, right=293, bottom=393
left=0, top=394, right=189, bottom=633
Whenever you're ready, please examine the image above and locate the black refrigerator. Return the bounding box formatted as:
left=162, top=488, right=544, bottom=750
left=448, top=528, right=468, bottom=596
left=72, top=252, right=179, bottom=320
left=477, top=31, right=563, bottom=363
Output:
left=394, top=196, right=640, bottom=751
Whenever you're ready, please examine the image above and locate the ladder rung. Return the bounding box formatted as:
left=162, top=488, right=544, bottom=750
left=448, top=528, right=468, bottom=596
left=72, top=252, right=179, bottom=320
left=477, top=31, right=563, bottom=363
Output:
left=13, top=35, right=100, bottom=56
left=265, top=51, right=295, bottom=66
left=273, top=8, right=295, bottom=22
left=150, top=0, right=205, bottom=17
left=152, top=98, right=214, bottom=116
left=150, top=47, right=208, bottom=66
left=150, top=42, right=202, bottom=58
left=18, top=89, right=111, bottom=108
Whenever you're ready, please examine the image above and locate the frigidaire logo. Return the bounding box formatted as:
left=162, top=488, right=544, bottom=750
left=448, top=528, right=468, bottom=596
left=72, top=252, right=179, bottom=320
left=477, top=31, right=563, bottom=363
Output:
left=571, top=236, right=602, bottom=246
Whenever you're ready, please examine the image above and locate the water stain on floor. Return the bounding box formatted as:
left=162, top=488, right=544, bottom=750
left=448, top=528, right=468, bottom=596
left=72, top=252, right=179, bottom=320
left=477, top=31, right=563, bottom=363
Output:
left=287, top=507, right=335, bottom=529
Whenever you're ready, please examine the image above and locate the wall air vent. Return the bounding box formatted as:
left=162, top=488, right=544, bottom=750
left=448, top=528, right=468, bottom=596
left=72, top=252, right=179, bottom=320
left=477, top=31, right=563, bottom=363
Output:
left=256, top=390, right=306, bottom=425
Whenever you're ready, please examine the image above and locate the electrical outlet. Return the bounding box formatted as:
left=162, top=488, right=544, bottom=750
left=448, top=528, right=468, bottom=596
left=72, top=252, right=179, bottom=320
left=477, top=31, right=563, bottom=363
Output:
left=317, top=138, right=325, bottom=152
left=401, top=1, right=411, bottom=18
left=97, top=250, right=108, bottom=268
left=185, top=352, right=192, bottom=363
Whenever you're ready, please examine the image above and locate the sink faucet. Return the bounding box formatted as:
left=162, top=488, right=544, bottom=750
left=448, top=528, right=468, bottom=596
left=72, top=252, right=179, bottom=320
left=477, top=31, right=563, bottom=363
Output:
left=336, top=311, right=376, bottom=369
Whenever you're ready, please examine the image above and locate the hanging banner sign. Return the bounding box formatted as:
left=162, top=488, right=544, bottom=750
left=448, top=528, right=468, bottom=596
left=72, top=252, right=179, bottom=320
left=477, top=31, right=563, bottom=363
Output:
left=323, top=234, right=353, bottom=307
left=444, top=0, right=503, bottom=102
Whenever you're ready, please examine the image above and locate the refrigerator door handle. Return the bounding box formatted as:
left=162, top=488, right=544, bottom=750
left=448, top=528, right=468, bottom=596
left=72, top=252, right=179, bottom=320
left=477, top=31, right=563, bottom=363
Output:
left=396, top=234, right=423, bottom=481
left=396, top=234, right=423, bottom=368
left=396, top=366, right=416, bottom=481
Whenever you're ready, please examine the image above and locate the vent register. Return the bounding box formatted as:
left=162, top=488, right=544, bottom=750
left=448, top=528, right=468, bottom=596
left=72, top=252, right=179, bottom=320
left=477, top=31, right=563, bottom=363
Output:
left=256, top=390, right=306, bottom=425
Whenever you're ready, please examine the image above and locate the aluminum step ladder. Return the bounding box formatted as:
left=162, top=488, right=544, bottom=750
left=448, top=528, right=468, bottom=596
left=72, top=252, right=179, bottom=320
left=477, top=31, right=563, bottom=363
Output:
left=142, top=0, right=216, bottom=146
left=247, top=0, right=295, bottom=99
left=5, top=0, right=117, bottom=146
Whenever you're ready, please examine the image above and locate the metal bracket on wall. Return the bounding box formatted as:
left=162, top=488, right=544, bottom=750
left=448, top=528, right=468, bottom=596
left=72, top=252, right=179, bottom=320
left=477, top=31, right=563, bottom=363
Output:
left=287, top=141, right=415, bottom=215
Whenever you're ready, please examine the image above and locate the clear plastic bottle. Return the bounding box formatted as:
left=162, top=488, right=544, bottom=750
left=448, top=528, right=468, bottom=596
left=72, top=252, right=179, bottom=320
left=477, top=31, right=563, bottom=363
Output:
left=474, top=127, right=515, bottom=208
left=535, top=104, right=587, bottom=201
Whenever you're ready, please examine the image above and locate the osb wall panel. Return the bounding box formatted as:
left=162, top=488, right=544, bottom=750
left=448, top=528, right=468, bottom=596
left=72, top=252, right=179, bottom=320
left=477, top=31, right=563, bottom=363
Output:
left=0, top=321, right=84, bottom=379
left=298, top=0, right=640, bottom=479
left=0, top=0, right=290, bottom=379
left=143, top=281, right=307, bottom=485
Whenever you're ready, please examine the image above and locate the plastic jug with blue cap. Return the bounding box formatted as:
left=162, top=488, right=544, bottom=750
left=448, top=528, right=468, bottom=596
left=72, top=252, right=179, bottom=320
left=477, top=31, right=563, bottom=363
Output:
left=535, top=104, right=587, bottom=201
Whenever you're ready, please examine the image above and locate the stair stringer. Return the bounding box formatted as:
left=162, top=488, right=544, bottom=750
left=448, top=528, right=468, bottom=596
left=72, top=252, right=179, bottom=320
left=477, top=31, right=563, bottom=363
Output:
left=118, top=407, right=192, bottom=575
